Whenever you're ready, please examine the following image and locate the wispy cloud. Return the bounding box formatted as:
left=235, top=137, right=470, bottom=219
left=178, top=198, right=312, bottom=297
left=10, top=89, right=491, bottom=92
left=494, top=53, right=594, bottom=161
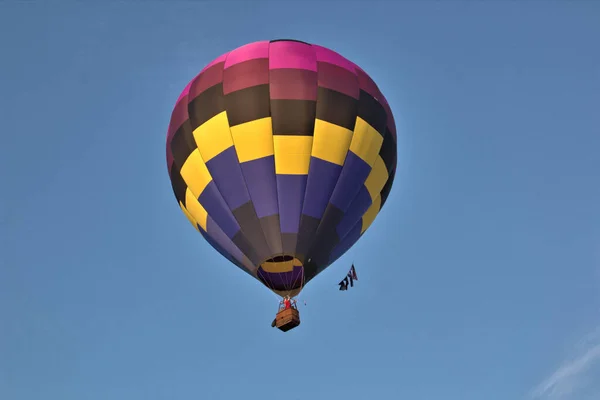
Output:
left=530, top=328, right=600, bottom=399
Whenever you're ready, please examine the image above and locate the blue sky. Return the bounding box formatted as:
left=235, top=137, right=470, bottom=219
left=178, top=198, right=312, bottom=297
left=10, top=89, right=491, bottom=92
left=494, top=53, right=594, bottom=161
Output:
left=1, top=1, right=599, bottom=399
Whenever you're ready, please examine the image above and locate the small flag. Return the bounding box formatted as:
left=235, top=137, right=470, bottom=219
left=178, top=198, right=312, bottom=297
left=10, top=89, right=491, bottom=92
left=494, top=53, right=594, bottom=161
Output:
left=350, top=264, right=358, bottom=280
left=338, top=264, right=358, bottom=291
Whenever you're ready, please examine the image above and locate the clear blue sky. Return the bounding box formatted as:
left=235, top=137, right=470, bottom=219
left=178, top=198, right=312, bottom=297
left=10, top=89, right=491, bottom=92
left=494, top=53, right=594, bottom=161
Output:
left=2, top=2, right=600, bottom=400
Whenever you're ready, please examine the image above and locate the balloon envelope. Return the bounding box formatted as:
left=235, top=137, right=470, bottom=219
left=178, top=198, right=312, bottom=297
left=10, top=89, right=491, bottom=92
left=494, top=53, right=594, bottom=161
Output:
left=166, top=39, right=397, bottom=297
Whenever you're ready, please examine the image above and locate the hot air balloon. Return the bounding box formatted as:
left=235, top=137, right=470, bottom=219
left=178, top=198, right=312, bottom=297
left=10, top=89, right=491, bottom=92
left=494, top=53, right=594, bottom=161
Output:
left=166, top=39, right=397, bottom=331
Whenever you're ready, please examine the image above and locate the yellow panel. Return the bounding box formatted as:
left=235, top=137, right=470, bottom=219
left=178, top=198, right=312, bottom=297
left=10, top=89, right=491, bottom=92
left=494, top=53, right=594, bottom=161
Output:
left=361, top=195, right=382, bottom=233
left=364, top=156, right=389, bottom=201
left=273, top=135, right=313, bottom=175
left=192, top=111, right=234, bottom=162
left=185, top=188, right=208, bottom=231
left=180, top=149, right=213, bottom=197
left=350, top=117, right=384, bottom=167
left=179, top=201, right=200, bottom=232
left=230, top=117, right=274, bottom=162
left=311, top=119, right=353, bottom=166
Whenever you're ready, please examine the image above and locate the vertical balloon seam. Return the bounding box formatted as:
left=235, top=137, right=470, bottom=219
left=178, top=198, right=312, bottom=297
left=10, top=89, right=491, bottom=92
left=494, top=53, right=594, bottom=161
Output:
left=190, top=105, right=259, bottom=275
left=217, top=49, right=276, bottom=274
left=327, top=131, right=388, bottom=266
left=339, top=73, right=391, bottom=242
left=306, top=64, right=388, bottom=277
left=326, top=141, right=390, bottom=266
left=183, top=62, right=261, bottom=277
left=332, top=155, right=393, bottom=263
left=167, top=88, right=257, bottom=277
left=269, top=41, right=283, bottom=281
left=170, top=95, right=208, bottom=235
left=218, top=49, right=274, bottom=279
left=199, top=219, right=257, bottom=277
left=332, top=183, right=385, bottom=263
left=268, top=40, right=314, bottom=293
left=293, top=42, right=319, bottom=293
left=268, top=41, right=287, bottom=288
left=258, top=40, right=286, bottom=293
left=331, top=97, right=398, bottom=263
left=334, top=174, right=384, bottom=249
left=297, top=49, right=352, bottom=280
left=379, top=100, right=397, bottom=209
left=337, top=143, right=393, bottom=245
left=328, top=163, right=389, bottom=265
left=223, top=41, right=287, bottom=294
left=290, top=42, right=321, bottom=293
left=301, top=46, right=361, bottom=281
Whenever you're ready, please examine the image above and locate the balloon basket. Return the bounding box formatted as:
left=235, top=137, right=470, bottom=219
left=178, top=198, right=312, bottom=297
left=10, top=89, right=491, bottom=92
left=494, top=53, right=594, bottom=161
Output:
left=274, top=308, right=301, bottom=332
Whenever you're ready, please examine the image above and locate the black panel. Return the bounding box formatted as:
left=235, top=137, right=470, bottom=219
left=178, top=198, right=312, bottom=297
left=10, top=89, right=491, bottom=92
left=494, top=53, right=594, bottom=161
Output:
left=281, top=233, right=299, bottom=256
left=259, top=214, right=284, bottom=256
left=232, top=201, right=272, bottom=263
left=294, top=215, right=321, bottom=264
left=231, top=232, right=261, bottom=267
left=188, top=83, right=226, bottom=130
left=303, top=205, right=345, bottom=278
left=169, top=170, right=187, bottom=205
left=169, top=97, right=189, bottom=133
left=224, top=84, right=271, bottom=127
left=315, top=87, right=358, bottom=131
left=169, top=120, right=196, bottom=168
left=379, top=127, right=396, bottom=174
left=199, top=229, right=253, bottom=278
left=380, top=167, right=396, bottom=208
left=303, top=258, right=319, bottom=283
left=357, top=89, right=387, bottom=136
left=270, top=99, right=316, bottom=135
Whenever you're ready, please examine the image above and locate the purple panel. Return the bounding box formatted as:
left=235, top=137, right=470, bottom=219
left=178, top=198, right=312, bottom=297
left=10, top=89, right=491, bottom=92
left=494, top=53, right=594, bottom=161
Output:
left=329, top=152, right=372, bottom=211
left=204, top=216, right=248, bottom=268
left=302, top=157, right=342, bottom=219
left=257, top=265, right=304, bottom=291
left=198, top=181, right=241, bottom=239
left=329, top=222, right=362, bottom=264
left=205, top=146, right=251, bottom=211
left=239, top=156, right=279, bottom=218
left=335, top=185, right=372, bottom=238
left=276, top=174, right=308, bottom=233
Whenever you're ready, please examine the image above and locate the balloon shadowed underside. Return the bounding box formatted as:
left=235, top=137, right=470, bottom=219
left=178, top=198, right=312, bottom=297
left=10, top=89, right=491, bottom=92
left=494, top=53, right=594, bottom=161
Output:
left=166, top=39, right=397, bottom=298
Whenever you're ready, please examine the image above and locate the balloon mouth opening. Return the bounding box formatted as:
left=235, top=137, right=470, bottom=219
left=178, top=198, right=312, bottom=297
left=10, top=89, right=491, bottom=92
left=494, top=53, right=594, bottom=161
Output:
left=257, top=255, right=305, bottom=294
left=259, top=255, right=302, bottom=273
